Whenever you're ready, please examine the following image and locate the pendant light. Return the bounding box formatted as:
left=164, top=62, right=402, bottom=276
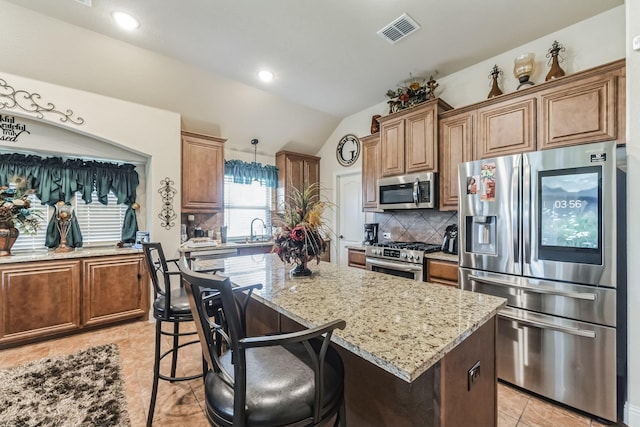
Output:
left=251, top=138, right=260, bottom=188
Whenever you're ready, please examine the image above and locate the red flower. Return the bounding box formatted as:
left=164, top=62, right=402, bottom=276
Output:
left=290, top=226, right=306, bottom=242
left=399, top=93, right=410, bottom=102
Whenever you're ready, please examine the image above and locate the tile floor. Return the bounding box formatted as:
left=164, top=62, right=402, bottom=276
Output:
left=0, top=320, right=628, bottom=427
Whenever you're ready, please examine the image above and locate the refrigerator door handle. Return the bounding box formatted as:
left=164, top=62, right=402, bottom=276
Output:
left=512, top=155, right=521, bottom=265
left=500, top=310, right=597, bottom=339
left=468, top=274, right=597, bottom=301
left=521, top=154, right=531, bottom=265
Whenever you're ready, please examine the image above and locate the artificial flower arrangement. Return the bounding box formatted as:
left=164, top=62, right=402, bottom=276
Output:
left=273, top=183, right=330, bottom=276
left=0, top=176, right=41, bottom=234
left=385, top=75, right=438, bottom=113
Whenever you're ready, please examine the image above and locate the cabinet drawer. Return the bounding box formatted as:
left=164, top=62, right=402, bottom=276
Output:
left=426, top=259, right=458, bottom=287
left=348, top=248, right=366, bottom=269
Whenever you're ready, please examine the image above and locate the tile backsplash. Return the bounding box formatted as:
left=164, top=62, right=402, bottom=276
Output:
left=373, top=210, right=458, bottom=245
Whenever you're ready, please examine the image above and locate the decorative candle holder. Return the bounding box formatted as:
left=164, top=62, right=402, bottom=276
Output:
left=487, top=65, right=503, bottom=98
left=513, top=53, right=536, bottom=89
left=55, top=202, right=74, bottom=253
left=545, top=40, right=566, bottom=81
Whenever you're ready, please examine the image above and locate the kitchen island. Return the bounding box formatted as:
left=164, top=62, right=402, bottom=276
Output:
left=194, top=253, right=506, bottom=426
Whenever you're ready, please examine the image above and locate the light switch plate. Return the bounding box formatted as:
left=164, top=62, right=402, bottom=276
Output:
left=633, top=35, right=640, bottom=51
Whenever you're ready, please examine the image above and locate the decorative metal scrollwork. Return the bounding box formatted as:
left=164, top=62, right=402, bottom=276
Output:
left=158, top=177, right=177, bottom=230
left=0, top=78, right=85, bottom=125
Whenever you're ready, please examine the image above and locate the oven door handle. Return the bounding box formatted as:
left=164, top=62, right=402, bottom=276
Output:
left=499, top=310, right=596, bottom=339
left=366, top=258, right=423, bottom=273
left=468, top=274, right=597, bottom=301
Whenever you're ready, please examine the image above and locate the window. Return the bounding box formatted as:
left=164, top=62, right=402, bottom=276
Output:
left=224, top=176, right=272, bottom=240
left=12, top=191, right=128, bottom=251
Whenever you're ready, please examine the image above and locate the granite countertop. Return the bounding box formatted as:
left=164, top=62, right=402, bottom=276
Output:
left=179, top=239, right=274, bottom=253
left=0, top=246, right=142, bottom=265
left=425, top=251, right=459, bottom=263
left=193, top=253, right=505, bottom=383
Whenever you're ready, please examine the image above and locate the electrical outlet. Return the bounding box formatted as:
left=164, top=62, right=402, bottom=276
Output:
left=382, top=232, right=391, bottom=239
left=468, top=361, right=481, bottom=390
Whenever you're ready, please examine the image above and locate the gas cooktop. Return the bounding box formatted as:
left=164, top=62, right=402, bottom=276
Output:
left=372, top=241, right=442, bottom=253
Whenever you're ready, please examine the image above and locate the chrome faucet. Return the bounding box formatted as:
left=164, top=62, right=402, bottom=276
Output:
left=250, top=217, right=266, bottom=241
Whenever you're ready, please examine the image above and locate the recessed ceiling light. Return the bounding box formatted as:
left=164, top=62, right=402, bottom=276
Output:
left=112, top=11, right=139, bottom=30
left=258, top=70, right=274, bottom=82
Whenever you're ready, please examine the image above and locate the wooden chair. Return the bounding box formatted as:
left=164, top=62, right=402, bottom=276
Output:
left=179, top=257, right=348, bottom=427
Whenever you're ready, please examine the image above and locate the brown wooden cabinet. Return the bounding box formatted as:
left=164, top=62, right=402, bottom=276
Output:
left=360, top=134, right=381, bottom=212
left=426, top=259, right=458, bottom=287
left=537, top=61, right=625, bottom=149
left=181, top=131, right=226, bottom=212
left=276, top=151, right=320, bottom=212
left=0, top=260, right=81, bottom=347
left=438, top=111, right=475, bottom=211
left=0, top=253, right=149, bottom=348
left=476, top=96, right=537, bottom=159
left=378, top=98, right=452, bottom=177
left=82, top=255, right=148, bottom=327
left=347, top=248, right=366, bottom=269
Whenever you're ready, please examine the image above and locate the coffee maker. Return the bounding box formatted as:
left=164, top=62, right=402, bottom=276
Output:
left=363, top=223, right=378, bottom=245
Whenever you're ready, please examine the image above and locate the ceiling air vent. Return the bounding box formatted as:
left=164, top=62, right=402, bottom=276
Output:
left=377, top=13, right=420, bottom=44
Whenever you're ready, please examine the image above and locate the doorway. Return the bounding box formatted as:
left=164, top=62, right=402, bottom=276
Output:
left=335, top=171, right=364, bottom=266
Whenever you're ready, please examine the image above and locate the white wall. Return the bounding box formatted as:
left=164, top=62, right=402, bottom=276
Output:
left=0, top=72, right=182, bottom=257
left=625, top=0, right=640, bottom=423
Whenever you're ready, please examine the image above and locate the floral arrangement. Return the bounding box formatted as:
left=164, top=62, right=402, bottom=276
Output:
left=385, top=75, right=438, bottom=113
left=273, top=183, right=329, bottom=269
left=0, top=176, right=41, bottom=234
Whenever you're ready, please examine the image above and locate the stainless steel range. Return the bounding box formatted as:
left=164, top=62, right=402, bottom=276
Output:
left=365, top=242, right=441, bottom=281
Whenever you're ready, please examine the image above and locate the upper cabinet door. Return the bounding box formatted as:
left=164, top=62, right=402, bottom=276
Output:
left=405, top=105, right=438, bottom=173
left=380, top=117, right=405, bottom=177
left=439, top=110, right=474, bottom=211
left=476, top=97, right=536, bottom=159
left=538, top=73, right=619, bottom=150
left=361, top=134, right=381, bottom=212
left=181, top=132, right=226, bottom=212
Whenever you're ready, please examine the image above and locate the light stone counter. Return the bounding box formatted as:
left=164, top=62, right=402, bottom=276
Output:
left=194, top=253, right=505, bottom=383
left=0, top=246, right=142, bottom=265
left=425, top=251, right=459, bottom=263
left=178, top=239, right=273, bottom=254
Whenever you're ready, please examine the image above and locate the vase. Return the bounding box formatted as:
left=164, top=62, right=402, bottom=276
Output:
left=0, top=222, right=19, bottom=256
left=290, top=260, right=312, bottom=277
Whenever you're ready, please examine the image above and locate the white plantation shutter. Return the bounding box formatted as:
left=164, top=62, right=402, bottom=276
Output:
left=224, top=175, right=272, bottom=239
left=11, top=191, right=128, bottom=251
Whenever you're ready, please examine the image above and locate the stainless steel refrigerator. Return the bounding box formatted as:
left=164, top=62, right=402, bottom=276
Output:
left=458, top=141, right=626, bottom=422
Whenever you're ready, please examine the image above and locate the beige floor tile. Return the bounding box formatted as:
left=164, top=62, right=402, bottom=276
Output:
left=519, top=396, right=591, bottom=427
left=497, top=410, right=519, bottom=427
left=2, top=319, right=625, bottom=427
left=497, top=382, right=530, bottom=420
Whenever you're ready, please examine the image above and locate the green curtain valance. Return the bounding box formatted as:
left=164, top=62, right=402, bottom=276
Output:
left=224, top=159, right=278, bottom=188
left=0, top=152, right=140, bottom=245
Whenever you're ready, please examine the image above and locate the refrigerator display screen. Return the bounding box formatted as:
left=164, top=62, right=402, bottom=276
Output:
left=538, top=166, right=602, bottom=264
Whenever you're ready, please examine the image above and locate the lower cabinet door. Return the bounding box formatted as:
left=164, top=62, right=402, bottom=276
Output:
left=0, top=260, right=81, bottom=346
left=82, top=255, right=149, bottom=326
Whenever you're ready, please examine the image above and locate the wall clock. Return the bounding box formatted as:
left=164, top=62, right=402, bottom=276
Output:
left=336, top=134, right=361, bottom=167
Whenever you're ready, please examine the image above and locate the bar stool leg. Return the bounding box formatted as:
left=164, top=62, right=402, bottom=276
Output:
left=170, top=322, right=179, bottom=380
left=147, top=320, right=162, bottom=426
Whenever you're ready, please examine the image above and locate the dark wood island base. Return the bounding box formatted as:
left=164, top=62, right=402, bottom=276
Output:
left=247, top=299, right=497, bottom=427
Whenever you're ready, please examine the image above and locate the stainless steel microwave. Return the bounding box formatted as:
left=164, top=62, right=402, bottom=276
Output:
left=377, top=172, right=437, bottom=210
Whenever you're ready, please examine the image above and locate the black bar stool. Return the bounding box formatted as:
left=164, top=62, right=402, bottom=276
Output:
left=142, top=242, right=222, bottom=426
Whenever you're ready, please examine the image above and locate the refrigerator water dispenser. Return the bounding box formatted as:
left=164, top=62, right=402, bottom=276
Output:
left=465, top=216, right=497, bottom=255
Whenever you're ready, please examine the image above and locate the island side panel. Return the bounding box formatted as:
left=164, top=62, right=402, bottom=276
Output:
left=436, top=315, right=497, bottom=427
left=246, top=297, right=438, bottom=426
